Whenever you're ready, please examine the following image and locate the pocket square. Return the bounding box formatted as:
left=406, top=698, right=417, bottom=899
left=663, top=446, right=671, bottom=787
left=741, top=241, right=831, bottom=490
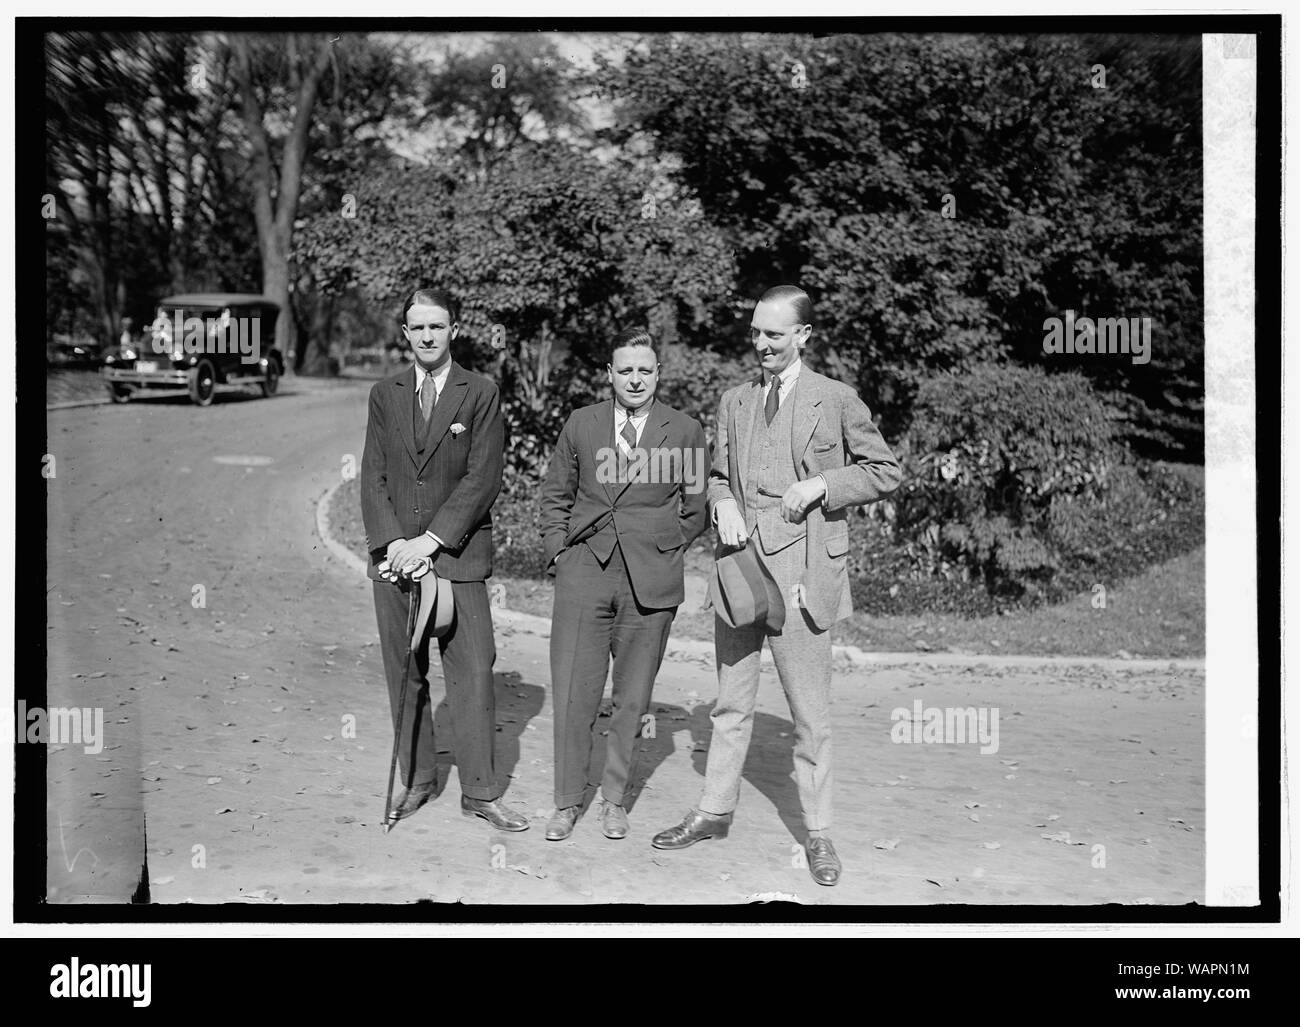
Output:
left=450, top=422, right=466, bottom=435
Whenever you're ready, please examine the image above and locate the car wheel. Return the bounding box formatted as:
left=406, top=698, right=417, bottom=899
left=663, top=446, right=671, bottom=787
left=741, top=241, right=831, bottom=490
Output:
left=261, top=361, right=280, bottom=397
left=188, top=359, right=216, bottom=406
left=108, top=383, right=132, bottom=404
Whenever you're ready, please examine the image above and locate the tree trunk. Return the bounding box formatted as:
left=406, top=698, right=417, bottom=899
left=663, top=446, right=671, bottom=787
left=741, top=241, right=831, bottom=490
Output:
left=260, top=224, right=292, bottom=365
left=230, top=33, right=335, bottom=374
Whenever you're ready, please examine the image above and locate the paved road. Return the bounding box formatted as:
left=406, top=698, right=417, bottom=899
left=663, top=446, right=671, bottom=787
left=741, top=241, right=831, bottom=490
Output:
left=45, top=380, right=1205, bottom=906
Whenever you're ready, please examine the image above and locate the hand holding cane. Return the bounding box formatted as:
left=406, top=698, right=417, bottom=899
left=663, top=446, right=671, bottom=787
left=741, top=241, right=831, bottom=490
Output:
left=380, top=555, right=432, bottom=834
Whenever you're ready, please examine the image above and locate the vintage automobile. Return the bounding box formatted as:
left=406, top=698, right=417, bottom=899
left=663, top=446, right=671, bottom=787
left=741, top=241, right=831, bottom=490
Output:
left=102, top=293, right=285, bottom=406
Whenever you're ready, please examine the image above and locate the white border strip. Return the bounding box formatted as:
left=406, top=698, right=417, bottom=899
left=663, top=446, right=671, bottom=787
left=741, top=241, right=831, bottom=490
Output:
left=1203, top=33, right=1261, bottom=907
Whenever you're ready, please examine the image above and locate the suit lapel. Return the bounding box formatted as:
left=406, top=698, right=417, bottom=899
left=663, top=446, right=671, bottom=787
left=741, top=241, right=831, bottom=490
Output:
left=735, top=376, right=762, bottom=498
left=593, top=401, right=616, bottom=505
left=610, top=403, right=671, bottom=504
left=395, top=366, right=419, bottom=465
left=790, top=371, right=822, bottom=471
left=416, top=361, right=469, bottom=474
left=642, top=407, right=671, bottom=455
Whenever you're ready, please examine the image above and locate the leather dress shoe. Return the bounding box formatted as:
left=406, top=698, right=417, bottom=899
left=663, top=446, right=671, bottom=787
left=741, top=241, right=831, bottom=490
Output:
left=388, top=781, right=437, bottom=821
left=651, top=809, right=732, bottom=850
left=805, top=835, right=841, bottom=886
left=598, top=801, right=629, bottom=839
left=460, top=795, right=529, bottom=832
left=546, top=805, right=582, bottom=841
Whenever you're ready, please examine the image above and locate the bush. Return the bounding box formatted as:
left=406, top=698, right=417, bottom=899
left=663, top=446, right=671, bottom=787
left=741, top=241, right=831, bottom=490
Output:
left=894, top=364, right=1117, bottom=601
left=655, top=347, right=755, bottom=449
left=500, top=359, right=606, bottom=483
left=847, top=502, right=1000, bottom=617
left=492, top=476, right=550, bottom=578
left=1047, top=460, right=1204, bottom=602
left=877, top=364, right=1203, bottom=610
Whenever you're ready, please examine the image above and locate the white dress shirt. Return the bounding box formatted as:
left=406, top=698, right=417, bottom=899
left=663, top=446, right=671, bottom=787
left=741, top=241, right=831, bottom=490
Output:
left=416, top=361, right=452, bottom=548
left=614, top=399, right=654, bottom=455
left=415, top=360, right=451, bottom=404
left=764, top=356, right=802, bottom=409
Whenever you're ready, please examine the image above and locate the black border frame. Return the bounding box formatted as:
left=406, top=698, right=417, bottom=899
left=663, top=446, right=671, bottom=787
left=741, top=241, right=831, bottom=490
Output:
left=15, top=12, right=1282, bottom=926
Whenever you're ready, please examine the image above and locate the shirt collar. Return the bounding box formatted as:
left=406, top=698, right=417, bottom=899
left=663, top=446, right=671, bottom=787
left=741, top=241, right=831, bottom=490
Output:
left=415, top=361, right=452, bottom=394
left=766, top=356, right=803, bottom=391
left=614, top=398, right=653, bottom=423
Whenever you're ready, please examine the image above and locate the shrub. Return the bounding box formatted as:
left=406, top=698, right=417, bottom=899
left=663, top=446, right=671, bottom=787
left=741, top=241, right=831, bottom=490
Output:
left=1046, top=460, right=1204, bottom=602
left=882, top=364, right=1203, bottom=609
left=655, top=347, right=755, bottom=449
left=500, top=360, right=605, bottom=483
left=894, top=364, right=1119, bottom=602
left=847, top=501, right=1000, bottom=617
left=492, top=476, right=550, bottom=578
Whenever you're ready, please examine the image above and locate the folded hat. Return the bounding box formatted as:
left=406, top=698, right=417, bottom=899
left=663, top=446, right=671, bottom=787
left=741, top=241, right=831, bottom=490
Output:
left=708, top=542, right=786, bottom=632
left=410, top=563, right=454, bottom=649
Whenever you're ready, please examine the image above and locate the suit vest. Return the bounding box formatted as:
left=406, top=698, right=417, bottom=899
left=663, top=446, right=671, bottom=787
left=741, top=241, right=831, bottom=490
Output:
left=743, top=378, right=806, bottom=555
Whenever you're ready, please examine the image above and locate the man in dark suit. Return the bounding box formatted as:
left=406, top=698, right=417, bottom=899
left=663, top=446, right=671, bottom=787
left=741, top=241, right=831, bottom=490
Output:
left=652, top=286, right=902, bottom=885
left=361, top=288, right=527, bottom=831
left=539, top=328, right=710, bottom=840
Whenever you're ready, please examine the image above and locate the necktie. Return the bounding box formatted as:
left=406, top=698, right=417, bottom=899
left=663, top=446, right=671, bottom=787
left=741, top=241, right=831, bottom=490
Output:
left=764, top=375, right=781, bottom=426
left=421, top=371, right=436, bottom=422
left=620, top=417, right=638, bottom=451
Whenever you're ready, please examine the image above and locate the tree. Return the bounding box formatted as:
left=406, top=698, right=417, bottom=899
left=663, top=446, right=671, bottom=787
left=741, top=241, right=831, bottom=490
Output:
left=419, top=36, right=588, bottom=174
left=45, top=32, right=140, bottom=345
left=228, top=32, right=336, bottom=364
left=287, top=35, right=428, bottom=373
left=294, top=142, right=736, bottom=477
left=46, top=31, right=261, bottom=344
left=603, top=32, right=1204, bottom=455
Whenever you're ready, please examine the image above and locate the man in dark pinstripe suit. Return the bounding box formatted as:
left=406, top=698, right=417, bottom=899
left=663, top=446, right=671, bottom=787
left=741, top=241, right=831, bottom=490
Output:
left=361, top=287, right=528, bottom=831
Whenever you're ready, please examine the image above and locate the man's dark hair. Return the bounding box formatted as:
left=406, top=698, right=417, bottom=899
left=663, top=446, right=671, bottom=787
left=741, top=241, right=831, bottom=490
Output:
left=608, top=326, right=658, bottom=364
left=759, top=285, right=814, bottom=327
left=402, top=288, right=460, bottom=325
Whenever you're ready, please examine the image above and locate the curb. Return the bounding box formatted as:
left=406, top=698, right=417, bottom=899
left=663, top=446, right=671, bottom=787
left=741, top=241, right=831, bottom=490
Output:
left=315, top=475, right=370, bottom=578
left=313, top=484, right=1204, bottom=674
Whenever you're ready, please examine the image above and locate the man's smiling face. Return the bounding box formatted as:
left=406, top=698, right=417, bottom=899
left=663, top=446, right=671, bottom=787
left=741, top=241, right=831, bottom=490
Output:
left=403, top=303, right=457, bottom=371
left=749, top=298, right=811, bottom=377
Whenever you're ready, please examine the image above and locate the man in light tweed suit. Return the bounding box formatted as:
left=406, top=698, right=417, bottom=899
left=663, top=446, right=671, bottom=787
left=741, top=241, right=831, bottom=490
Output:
left=652, top=285, right=902, bottom=886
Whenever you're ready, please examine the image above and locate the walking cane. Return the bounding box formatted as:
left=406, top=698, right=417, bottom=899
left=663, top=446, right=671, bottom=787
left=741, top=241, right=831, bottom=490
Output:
left=381, top=556, right=431, bottom=834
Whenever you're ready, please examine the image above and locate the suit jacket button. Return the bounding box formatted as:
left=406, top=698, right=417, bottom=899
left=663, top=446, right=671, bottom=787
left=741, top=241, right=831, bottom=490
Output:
left=417, top=480, right=424, bottom=486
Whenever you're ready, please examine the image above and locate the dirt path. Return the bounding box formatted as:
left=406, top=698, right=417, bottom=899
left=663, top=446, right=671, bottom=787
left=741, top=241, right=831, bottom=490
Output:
left=45, top=382, right=1204, bottom=906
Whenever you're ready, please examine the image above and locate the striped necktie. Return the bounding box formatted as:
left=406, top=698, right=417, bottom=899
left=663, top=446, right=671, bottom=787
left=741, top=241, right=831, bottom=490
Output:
left=420, top=371, right=436, bottom=422
left=764, top=375, right=781, bottom=426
